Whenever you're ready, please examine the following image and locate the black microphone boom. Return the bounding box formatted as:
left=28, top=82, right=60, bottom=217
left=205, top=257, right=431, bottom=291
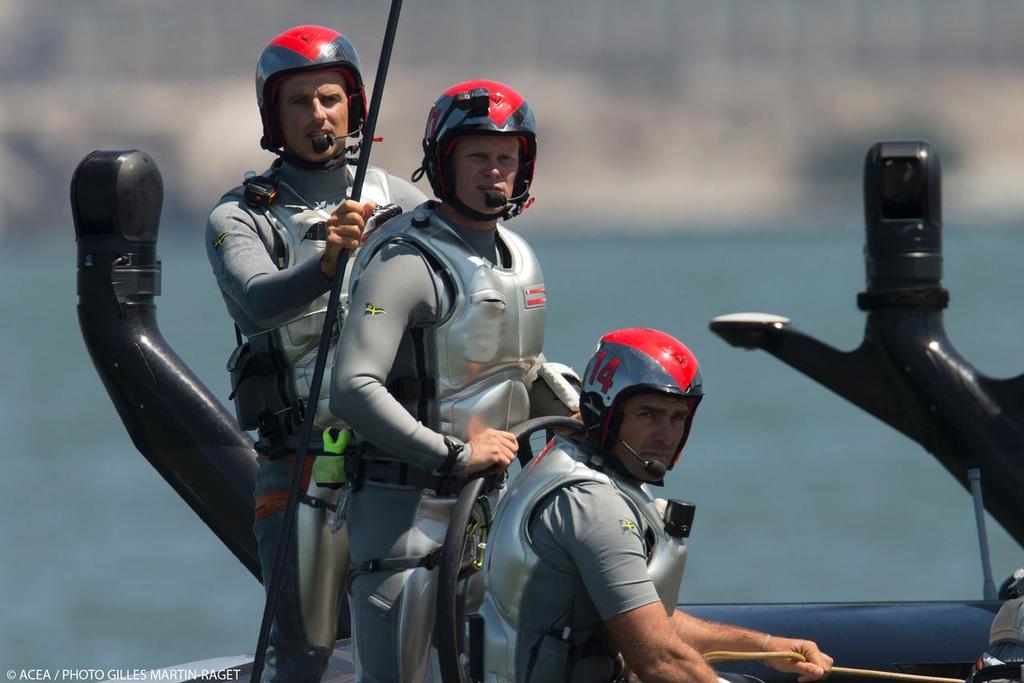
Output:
left=249, top=1, right=405, bottom=681
left=621, top=439, right=668, bottom=479
left=310, top=126, right=364, bottom=156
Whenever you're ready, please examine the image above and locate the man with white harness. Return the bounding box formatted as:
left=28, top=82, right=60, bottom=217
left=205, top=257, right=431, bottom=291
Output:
left=478, top=329, right=833, bottom=683
left=204, top=24, right=425, bottom=683
left=329, top=79, right=580, bottom=682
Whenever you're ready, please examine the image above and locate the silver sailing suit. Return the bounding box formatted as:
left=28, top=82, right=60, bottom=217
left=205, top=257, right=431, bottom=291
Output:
left=343, top=204, right=547, bottom=683
left=348, top=202, right=547, bottom=437
left=240, top=165, right=394, bottom=433
left=226, top=164, right=401, bottom=682
left=477, top=435, right=689, bottom=683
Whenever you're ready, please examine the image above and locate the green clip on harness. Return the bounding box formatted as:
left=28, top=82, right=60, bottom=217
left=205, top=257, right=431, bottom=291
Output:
left=314, top=427, right=351, bottom=488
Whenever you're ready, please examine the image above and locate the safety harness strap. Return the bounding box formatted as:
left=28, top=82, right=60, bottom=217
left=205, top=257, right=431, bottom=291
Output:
left=353, top=456, right=464, bottom=496
left=356, top=547, right=443, bottom=574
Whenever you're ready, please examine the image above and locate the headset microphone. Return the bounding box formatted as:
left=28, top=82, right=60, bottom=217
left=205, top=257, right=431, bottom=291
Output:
left=310, top=125, right=369, bottom=155
left=311, top=132, right=334, bottom=154
left=483, top=189, right=507, bottom=208
left=620, top=439, right=668, bottom=479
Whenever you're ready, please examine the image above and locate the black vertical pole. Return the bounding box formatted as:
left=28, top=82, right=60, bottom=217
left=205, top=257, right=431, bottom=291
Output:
left=250, top=2, right=405, bottom=680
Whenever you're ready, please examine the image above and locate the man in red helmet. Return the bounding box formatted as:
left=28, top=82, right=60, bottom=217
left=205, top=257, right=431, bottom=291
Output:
left=477, top=329, right=834, bottom=683
left=204, top=25, right=426, bottom=683
left=329, top=79, right=580, bottom=682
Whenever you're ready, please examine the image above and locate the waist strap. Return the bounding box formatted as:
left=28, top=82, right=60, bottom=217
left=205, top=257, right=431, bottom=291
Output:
left=357, top=458, right=463, bottom=496
left=255, top=429, right=327, bottom=459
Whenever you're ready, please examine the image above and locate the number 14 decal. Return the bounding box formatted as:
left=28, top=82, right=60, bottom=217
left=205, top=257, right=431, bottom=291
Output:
left=589, top=350, right=622, bottom=393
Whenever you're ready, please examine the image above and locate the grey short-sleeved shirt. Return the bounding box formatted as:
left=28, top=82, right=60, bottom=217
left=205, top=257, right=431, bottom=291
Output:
left=514, top=479, right=661, bottom=670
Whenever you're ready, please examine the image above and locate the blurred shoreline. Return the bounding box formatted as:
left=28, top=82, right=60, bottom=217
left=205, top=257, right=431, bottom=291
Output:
left=4, top=1, right=1024, bottom=238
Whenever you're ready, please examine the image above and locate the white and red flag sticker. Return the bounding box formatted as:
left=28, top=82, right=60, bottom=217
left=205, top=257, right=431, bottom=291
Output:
left=525, top=284, right=547, bottom=308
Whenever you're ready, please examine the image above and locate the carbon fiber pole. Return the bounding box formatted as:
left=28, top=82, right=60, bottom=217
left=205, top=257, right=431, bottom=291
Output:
left=968, top=468, right=998, bottom=601
left=250, top=1, right=404, bottom=680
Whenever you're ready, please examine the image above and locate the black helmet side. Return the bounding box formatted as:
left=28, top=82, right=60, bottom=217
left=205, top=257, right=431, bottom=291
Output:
left=415, top=79, right=537, bottom=220
left=256, top=25, right=366, bottom=154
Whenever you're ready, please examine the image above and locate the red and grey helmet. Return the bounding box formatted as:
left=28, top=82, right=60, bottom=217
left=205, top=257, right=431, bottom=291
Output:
left=414, top=79, right=537, bottom=220
left=580, top=328, right=704, bottom=468
left=255, top=25, right=367, bottom=153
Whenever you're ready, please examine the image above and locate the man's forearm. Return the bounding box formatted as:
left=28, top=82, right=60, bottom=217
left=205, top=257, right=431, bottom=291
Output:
left=241, top=256, right=331, bottom=325
left=207, top=207, right=331, bottom=328
left=670, top=610, right=769, bottom=654
left=608, top=604, right=720, bottom=683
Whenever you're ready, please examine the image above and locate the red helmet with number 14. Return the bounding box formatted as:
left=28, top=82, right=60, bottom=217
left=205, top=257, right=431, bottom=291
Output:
left=580, top=328, right=703, bottom=467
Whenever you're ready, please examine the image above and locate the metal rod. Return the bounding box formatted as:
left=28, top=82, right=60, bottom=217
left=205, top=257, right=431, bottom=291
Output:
left=969, top=467, right=998, bottom=601
left=249, top=2, right=405, bottom=680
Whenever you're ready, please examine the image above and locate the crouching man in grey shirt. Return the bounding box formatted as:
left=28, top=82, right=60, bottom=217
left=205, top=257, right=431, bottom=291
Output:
left=479, top=329, right=834, bottom=683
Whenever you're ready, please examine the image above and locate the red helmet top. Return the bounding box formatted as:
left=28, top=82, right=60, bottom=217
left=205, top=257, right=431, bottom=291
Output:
left=415, top=79, right=537, bottom=219
left=580, top=328, right=704, bottom=468
left=255, top=25, right=367, bottom=153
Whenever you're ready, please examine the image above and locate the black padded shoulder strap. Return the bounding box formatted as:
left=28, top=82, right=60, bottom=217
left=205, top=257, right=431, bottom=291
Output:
left=242, top=159, right=282, bottom=211
left=240, top=161, right=286, bottom=270
left=365, top=234, right=451, bottom=425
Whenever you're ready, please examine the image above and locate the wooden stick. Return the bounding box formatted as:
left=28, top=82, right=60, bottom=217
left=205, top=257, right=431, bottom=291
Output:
left=830, top=666, right=963, bottom=683
left=703, top=651, right=962, bottom=683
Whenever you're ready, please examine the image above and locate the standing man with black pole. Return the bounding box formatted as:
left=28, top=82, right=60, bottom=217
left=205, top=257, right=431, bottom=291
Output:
left=204, top=14, right=421, bottom=683
left=330, top=79, right=582, bottom=682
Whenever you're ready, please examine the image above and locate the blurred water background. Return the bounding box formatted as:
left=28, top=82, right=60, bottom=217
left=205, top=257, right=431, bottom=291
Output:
left=3, top=0, right=1024, bottom=671
left=3, top=228, right=1022, bottom=668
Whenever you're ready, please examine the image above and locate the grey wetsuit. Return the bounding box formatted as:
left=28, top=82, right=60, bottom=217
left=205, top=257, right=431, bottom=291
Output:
left=206, top=159, right=425, bottom=683
left=330, top=202, right=547, bottom=682
left=207, top=161, right=424, bottom=338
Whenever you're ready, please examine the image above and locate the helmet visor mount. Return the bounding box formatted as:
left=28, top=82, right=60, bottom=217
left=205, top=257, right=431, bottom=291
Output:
left=455, top=88, right=491, bottom=119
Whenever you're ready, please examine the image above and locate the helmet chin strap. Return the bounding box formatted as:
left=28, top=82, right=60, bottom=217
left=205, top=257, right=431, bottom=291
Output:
left=502, top=182, right=533, bottom=218
left=278, top=148, right=348, bottom=173
left=445, top=193, right=509, bottom=223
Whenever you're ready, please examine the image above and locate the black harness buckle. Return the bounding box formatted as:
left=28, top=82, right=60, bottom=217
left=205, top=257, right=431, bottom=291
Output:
left=243, top=174, right=278, bottom=211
